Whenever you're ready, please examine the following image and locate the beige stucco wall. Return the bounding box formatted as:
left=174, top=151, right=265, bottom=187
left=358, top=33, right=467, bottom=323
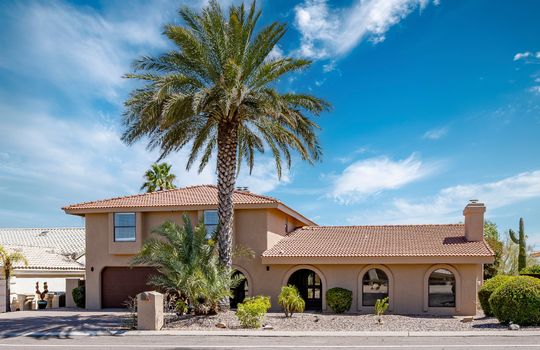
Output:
left=234, top=262, right=482, bottom=316
left=83, top=207, right=484, bottom=315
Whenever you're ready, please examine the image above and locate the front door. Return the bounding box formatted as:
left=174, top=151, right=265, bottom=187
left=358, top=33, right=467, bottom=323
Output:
left=287, top=269, right=322, bottom=311
left=230, top=271, right=248, bottom=308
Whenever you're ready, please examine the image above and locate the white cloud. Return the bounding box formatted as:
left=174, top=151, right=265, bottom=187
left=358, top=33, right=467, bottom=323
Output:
left=294, top=0, right=438, bottom=59
left=330, top=154, right=438, bottom=203
left=267, top=45, right=284, bottom=60
left=514, top=51, right=540, bottom=61
left=0, top=1, right=177, bottom=102
left=422, top=126, right=448, bottom=140
left=531, top=86, right=540, bottom=95
left=349, top=170, right=540, bottom=224
left=323, top=61, right=337, bottom=73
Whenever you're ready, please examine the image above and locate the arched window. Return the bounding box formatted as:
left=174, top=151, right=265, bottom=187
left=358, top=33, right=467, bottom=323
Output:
left=362, top=268, right=389, bottom=306
left=230, top=270, right=249, bottom=309
left=428, top=269, right=455, bottom=307
left=288, top=269, right=322, bottom=311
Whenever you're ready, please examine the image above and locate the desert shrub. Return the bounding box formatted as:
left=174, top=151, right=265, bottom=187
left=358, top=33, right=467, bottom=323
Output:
left=236, top=296, right=271, bottom=328
left=489, top=276, right=540, bottom=326
left=326, top=287, right=352, bottom=314
left=374, top=297, right=389, bottom=316
left=478, top=275, right=514, bottom=316
left=278, top=285, right=305, bottom=317
left=72, top=285, right=85, bottom=308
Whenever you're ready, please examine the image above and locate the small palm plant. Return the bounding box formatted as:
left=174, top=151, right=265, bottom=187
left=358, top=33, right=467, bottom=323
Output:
left=374, top=297, right=389, bottom=324
left=131, top=216, right=242, bottom=314
left=0, top=245, right=28, bottom=312
left=278, top=285, right=305, bottom=317
left=140, top=162, right=177, bottom=192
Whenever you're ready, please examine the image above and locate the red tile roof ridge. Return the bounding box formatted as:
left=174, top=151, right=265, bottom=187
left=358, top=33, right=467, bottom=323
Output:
left=62, top=184, right=281, bottom=210
left=299, top=223, right=464, bottom=229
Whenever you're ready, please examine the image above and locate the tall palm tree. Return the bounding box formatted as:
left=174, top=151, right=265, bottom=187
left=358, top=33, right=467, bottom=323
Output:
left=140, top=162, right=177, bottom=192
left=0, top=245, right=28, bottom=312
left=122, top=1, right=329, bottom=268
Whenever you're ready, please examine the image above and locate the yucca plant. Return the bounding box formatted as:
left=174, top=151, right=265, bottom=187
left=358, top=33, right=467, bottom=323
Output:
left=122, top=0, right=330, bottom=276
left=131, top=216, right=242, bottom=314
left=278, top=285, right=305, bottom=317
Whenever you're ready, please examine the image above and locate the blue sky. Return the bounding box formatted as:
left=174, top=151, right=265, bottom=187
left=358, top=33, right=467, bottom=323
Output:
left=1, top=0, right=539, bottom=248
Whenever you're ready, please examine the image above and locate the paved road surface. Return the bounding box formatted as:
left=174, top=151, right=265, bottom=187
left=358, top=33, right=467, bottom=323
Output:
left=1, top=335, right=540, bottom=349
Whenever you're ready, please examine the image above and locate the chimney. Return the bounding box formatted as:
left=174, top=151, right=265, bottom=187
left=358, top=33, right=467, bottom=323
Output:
left=463, top=199, right=486, bottom=241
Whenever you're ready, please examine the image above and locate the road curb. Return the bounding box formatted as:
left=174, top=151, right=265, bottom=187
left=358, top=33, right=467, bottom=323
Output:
left=3, top=330, right=540, bottom=338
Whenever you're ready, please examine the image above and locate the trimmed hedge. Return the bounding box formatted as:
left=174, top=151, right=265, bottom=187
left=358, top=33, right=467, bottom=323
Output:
left=326, top=287, right=352, bottom=313
left=72, top=285, right=85, bottom=308
left=521, top=265, right=540, bottom=274
left=489, top=276, right=540, bottom=326
left=478, top=275, right=514, bottom=316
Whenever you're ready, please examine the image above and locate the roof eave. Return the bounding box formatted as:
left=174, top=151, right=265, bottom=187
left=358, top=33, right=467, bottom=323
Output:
left=261, top=255, right=495, bottom=265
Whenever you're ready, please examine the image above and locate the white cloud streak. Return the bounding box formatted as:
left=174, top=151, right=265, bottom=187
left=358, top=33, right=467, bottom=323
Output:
left=423, top=126, right=448, bottom=140
left=294, top=0, right=438, bottom=59
left=348, top=170, right=540, bottom=225
left=330, top=154, right=438, bottom=203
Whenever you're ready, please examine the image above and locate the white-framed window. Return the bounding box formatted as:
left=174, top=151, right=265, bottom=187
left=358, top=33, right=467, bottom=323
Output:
left=114, top=212, right=136, bottom=242
left=204, top=210, right=218, bottom=239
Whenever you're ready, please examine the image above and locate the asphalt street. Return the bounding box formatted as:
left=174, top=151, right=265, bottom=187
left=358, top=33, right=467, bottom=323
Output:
left=1, top=335, right=540, bottom=350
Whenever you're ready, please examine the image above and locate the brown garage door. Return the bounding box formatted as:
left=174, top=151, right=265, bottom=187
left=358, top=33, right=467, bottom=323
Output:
left=101, top=267, right=158, bottom=308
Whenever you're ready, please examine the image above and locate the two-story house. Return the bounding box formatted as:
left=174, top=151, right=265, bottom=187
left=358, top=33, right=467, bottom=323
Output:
left=63, top=185, right=493, bottom=315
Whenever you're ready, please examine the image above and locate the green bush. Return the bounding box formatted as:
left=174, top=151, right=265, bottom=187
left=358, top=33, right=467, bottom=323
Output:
left=521, top=265, right=540, bottom=274
left=236, top=296, right=271, bottom=328
left=278, top=285, right=305, bottom=317
left=489, top=276, right=540, bottom=326
left=72, top=285, right=85, bottom=308
left=326, top=287, right=352, bottom=314
left=478, top=275, right=514, bottom=316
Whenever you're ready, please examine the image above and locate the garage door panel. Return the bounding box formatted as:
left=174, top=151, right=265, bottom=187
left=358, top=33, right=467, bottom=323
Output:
left=101, top=267, right=158, bottom=308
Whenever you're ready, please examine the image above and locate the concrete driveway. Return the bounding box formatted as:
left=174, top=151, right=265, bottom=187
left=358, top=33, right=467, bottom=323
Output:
left=0, top=309, right=128, bottom=338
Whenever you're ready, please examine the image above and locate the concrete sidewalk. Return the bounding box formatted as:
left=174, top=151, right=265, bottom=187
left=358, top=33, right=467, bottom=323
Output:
left=3, top=329, right=540, bottom=338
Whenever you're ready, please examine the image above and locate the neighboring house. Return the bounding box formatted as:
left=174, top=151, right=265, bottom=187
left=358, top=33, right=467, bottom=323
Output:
left=63, top=185, right=494, bottom=315
left=0, top=228, right=85, bottom=312
left=532, top=251, right=540, bottom=263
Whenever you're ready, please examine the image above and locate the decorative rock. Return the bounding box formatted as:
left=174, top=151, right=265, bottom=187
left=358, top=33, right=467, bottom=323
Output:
left=461, top=317, right=474, bottom=323
left=215, top=322, right=227, bottom=329
left=263, top=324, right=273, bottom=330
left=508, top=323, right=520, bottom=330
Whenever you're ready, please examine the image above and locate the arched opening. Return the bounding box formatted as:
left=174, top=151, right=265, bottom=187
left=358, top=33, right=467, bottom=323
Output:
left=428, top=268, right=456, bottom=307
left=230, top=270, right=249, bottom=309
left=287, top=269, right=322, bottom=311
left=362, top=268, right=389, bottom=307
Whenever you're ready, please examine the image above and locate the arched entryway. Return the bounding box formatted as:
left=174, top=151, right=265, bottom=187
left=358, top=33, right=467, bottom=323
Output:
left=230, top=270, right=249, bottom=309
left=287, top=269, right=323, bottom=311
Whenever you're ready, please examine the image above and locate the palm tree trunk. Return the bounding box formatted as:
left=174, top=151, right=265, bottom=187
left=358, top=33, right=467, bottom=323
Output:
left=216, top=121, right=239, bottom=269
left=4, top=269, right=10, bottom=312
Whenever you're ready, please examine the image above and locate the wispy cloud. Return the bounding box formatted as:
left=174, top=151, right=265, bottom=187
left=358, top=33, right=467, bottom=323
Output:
left=513, top=51, right=540, bottom=62
left=330, top=154, right=439, bottom=203
left=293, top=0, right=438, bottom=59
left=0, top=1, right=178, bottom=102
left=422, top=126, right=448, bottom=140
left=348, top=170, right=540, bottom=225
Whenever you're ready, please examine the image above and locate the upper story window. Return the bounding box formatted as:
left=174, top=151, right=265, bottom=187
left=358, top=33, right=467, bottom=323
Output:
left=114, top=213, right=136, bottom=242
left=204, top=210, right=218, bottom=239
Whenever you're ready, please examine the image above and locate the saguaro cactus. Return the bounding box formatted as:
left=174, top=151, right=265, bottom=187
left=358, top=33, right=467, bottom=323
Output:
left=509, top=218, right=527, bottom=272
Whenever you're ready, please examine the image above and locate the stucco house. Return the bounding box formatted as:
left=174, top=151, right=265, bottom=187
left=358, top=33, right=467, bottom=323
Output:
left=63, top=185, right=493, bottom=315
left=0, top=228, right=85, bottom=312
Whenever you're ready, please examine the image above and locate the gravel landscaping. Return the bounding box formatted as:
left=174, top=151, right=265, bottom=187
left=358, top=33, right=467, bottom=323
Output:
left=164, top=311, right=540, bottom=332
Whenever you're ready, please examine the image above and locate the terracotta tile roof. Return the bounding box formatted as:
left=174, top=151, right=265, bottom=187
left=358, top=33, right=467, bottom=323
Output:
left=63, top=185, right=280, bottom=211
left=262, top=224, right=494, bottom=258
